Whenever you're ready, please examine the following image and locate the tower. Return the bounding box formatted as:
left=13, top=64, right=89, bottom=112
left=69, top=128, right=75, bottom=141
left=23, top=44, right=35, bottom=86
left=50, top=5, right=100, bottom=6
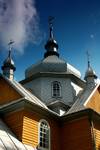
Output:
left=21, top=18, right=83, bottom=115
left=1, top=40, right=16, bottom=80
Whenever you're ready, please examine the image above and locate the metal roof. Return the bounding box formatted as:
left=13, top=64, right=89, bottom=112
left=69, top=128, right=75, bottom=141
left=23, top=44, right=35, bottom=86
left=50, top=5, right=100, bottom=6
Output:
left=66, top=84, right=99, bottom=115
left=25, top=55, right=81, bottom=79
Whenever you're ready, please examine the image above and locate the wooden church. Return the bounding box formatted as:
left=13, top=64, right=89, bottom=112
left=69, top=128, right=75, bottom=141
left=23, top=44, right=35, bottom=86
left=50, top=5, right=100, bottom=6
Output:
left=0, top=20, right=100, bottom=150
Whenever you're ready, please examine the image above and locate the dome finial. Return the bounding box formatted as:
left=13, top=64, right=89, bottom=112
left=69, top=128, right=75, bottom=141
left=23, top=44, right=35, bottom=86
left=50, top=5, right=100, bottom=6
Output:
left=49, top=16, right=54, bottom=39
left=44, top=17, right=59, bottom=58
left=8, top=40, right=14, bottom=58
left=87, top=50, right=91, bottom=69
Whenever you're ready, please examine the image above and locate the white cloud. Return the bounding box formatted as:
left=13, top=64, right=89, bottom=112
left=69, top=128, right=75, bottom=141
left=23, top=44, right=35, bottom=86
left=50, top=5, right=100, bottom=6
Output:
left=0, top=0, right=40, bottom=53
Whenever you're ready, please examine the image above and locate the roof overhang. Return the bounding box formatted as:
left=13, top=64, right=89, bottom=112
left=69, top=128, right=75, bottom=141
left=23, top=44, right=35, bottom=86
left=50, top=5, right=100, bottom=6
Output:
left=0, top=98, right=100, bottom=124
left=61, top=108, right=100, bottom=123
left=20, top=72, right=85, bottom=88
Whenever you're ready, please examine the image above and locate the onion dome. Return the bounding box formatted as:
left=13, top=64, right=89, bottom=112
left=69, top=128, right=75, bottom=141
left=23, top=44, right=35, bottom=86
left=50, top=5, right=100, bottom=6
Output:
left=84, top=65, right=97, bottom=81
left=2, top=50, right=16, bottom=71
left=1, top=40, right=16, bottom=80
left=84, top=52, right=97, bottom=89
left=44, top=17, right=59, bottom=58
left=25, top=18, right=81, bottom=79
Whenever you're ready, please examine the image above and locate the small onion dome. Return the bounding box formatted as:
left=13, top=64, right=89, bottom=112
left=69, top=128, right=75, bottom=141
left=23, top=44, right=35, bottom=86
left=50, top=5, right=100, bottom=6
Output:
left=44, top=38, right=59, bottom=58
left=2, top=56, right=16, bottom=71
left=84, top=66, right=97, bottom=81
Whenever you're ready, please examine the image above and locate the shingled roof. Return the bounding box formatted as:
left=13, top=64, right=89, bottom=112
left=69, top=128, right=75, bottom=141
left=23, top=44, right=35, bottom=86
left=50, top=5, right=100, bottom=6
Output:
left=66, top=84, right=100, bottom=115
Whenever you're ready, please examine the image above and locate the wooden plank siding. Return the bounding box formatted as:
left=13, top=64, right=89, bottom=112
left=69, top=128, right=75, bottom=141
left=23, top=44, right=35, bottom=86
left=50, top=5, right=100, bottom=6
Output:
left=3, top=110, right=24, bottom=141
left=0, top=77, right=22, bottom=105
left=60, top=116, right=93, bottom=150
left=49, top=120, right=60, bottom=150
left=93, top=121, right=100, bottom=150
left=22, top=110, right=40, bottom=147
left=3, top=108, right=61, bottom=149
left=3, top=107, right=99, bottom=150
left=86, top=87, right=100, bottom=114
left=22, top=109, right=61, bottom=150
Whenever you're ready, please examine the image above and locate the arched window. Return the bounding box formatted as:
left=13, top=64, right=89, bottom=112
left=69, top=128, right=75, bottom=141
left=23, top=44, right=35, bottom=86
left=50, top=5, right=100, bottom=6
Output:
left=39, top=120, right=50, bottom=150
left=52, top=81, right=61, bottom=97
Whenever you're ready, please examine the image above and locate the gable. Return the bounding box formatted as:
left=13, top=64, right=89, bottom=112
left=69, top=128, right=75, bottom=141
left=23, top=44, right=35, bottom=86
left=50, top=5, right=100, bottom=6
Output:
left=0, top=77, right=22, bottom=105
left=85, top=86, right=100, bottom=113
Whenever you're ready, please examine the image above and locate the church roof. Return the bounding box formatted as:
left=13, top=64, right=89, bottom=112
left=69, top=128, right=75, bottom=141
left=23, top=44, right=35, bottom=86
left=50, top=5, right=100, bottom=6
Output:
left=1, top=73, right=99, bottom=118
left=25, top=55, right=81, bottom=79
left=66, top=83, right=99, bottom=115
left=0, top=74, right=48, bottom=110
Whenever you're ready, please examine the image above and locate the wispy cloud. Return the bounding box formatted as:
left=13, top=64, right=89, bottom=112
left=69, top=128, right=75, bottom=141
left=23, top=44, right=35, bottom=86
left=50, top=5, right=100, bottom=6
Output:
left=0, top=0, right=40, bottom=53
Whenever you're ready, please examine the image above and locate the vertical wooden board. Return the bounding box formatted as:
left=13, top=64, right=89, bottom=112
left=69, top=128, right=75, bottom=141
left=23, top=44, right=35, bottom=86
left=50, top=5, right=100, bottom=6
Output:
left=93, top=121, right=100, bottom=149
left=49, top=120, right=60, bottom=150
left=60, top=117, right=93, bottom=150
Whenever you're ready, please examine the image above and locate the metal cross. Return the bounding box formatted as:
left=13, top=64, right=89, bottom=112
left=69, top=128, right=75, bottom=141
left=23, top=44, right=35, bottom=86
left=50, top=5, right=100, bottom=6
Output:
left=48, top=16, right=54, bottom=39
left=86, top=50, right=91, bottom=68
left=8, top=40, right=14, bottom=58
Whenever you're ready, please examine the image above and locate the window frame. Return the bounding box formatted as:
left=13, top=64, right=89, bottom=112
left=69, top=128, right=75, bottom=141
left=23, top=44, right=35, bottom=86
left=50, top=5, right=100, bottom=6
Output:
left=38, top=119, right=50, bottom=150
left=52, top=81, right=62, bottom=98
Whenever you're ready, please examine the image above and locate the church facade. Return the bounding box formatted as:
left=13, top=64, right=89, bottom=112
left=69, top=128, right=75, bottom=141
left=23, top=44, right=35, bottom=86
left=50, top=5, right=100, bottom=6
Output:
left=0, top=21, right=100, bottom=150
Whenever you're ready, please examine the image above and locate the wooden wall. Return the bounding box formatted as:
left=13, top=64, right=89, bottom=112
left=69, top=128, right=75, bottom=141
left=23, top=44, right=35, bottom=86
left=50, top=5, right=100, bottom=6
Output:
left=3, top=107, right=99, bottom=150
left=60, top=116, right=93, bottom=150
left=86, top=88, right=100, bottom=113
left=93, top=121, right=100, bottom=150
left=3, top=110, right=24, bottom=141
left=22, top=110, right=40, bottom=147
left=3, top=108, right=61, bottom=149
left=22, top=109, right=61, bottom=150
left=49, top=119, right=60, bottom=150
left=0, top=78, right=22, bottom=105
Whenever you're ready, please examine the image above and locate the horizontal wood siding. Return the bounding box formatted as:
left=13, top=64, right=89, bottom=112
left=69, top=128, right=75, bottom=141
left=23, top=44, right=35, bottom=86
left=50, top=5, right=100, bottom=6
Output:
left=22, top=110, right=40, bottom=147
left=3, top=110, right=23, bottom=141
left=22, top=110, right=60, bottom=150
left=60, top=116, right=93, bottom=150
left=0, top=78, right=22, bottom=105
left=93, top=121, right=100, bottom=150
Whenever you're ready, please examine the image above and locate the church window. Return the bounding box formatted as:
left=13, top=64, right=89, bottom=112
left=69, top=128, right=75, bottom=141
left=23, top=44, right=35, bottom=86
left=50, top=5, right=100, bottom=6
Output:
left=52, top=81, right=61, bottom=97
left=39, top=120, right=50, bottom=150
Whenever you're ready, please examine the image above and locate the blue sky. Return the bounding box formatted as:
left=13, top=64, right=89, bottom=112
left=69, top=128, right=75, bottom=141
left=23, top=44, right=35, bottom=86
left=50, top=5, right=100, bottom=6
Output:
left=0, top=0, right=100, bottom=81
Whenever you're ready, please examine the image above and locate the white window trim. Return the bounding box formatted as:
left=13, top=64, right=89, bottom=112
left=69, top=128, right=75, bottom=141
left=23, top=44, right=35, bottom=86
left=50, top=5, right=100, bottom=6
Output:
left=38, top=119, right=50, bottom=150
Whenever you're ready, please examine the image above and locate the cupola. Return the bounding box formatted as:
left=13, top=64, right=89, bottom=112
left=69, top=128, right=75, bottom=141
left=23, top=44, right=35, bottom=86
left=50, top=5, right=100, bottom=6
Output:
left=1, top=40, right=16, bottom=80
left=84, top=52, right=97, bottom=88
